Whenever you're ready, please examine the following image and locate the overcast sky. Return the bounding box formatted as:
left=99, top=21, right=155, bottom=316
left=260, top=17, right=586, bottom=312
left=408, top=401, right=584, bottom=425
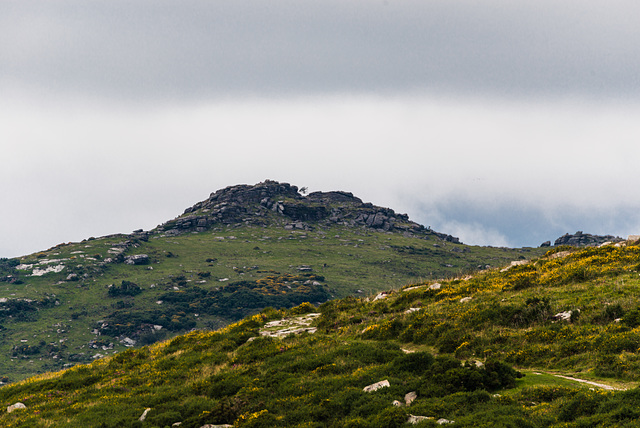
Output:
left=3, top=0, right=640, bottom=257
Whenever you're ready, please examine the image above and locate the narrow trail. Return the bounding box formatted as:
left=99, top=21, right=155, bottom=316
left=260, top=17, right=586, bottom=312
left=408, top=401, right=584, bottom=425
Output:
left=532, top=371, right=627, bottom=391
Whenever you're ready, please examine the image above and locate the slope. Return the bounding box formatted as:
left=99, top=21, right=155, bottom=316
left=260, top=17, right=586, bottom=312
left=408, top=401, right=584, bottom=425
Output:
left=0, top=181, right=545, bottom=383
left=2, top=240, right=640, bottom=426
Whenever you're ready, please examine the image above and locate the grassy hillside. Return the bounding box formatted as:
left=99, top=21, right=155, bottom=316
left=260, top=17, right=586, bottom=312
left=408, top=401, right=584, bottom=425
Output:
left=2, top=241, right=640, bottom=427
left=0, top=183, right=545, bottom=383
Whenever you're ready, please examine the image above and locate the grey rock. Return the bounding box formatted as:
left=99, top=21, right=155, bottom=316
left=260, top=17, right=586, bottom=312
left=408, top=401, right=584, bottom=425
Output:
left=554, top=231, right=623, bottom=247
left=405, top=391, right=418, bottom=406
left=124, top=254, right=150, bottom=265
left=7, top=402, right=26, bottom=413
left=139, top=408, right=151, bottom=422
left=363, top=379, right=390, bottom=392
left=407, top=415, right=432, bottom=424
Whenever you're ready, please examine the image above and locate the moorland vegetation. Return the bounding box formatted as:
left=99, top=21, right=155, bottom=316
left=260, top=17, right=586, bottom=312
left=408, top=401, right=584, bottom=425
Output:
left=2, top=240, right=640, bottom=426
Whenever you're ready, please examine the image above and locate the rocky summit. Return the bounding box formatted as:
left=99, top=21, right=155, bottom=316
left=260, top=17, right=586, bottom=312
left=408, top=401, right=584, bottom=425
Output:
left=552, top=231, right=623, bottom=247
left=157, top=180, right=461, bottom=243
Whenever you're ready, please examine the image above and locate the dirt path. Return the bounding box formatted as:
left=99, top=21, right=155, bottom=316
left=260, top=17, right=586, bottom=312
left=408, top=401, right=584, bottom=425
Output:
left=532, top=371, right=627, bottom=391
left=552, top=374, right=625, bottom=391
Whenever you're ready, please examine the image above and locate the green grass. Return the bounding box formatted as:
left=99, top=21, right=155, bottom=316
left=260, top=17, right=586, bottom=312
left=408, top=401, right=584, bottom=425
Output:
left=0, top=224, right=545, bottom=383
left=3, top=242, right=640, bottom=426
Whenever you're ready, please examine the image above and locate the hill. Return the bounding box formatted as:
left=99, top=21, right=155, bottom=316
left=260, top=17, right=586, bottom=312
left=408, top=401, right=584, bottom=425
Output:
left=0, top=181, right=545, bottom=383
left=2, top=239, right=640, bottom=426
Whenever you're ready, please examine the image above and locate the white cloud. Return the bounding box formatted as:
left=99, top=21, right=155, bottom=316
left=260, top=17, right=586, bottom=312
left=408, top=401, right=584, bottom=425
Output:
left=2, top=93, right=640, bottom=256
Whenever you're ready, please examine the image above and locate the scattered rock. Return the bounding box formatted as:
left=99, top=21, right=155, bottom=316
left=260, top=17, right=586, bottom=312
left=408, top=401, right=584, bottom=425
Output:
left=554, top=309, right=579, bottom=322
left=550, top=251, right=571, bottom=260
left=363, top=379, right=390, bottom=392
left=407, top=415, right=433, bottom=424
left=124, top=254, right=150, bottom=265
left=500, top=260, right=528, bottom=272
left=554, top=231, right=623, bottom=247
left=139, top=408, right=151, bottom=422
left=199, top=425, right=233, bottom=428
left=121, top=337, right=137, bottom=347
left=31, top=265, right=65, bottom=276
left=437, top=418, right=454, bottom=425
left=373, top=292, right=389, bottom=301
left=405, top=391, right=417, bottom=406
left=7, top=402, right=26, bottom=413
left=405, top=308, right=421, bottom=314
left=459, top=297, right=472, bottom=303
left=429, top=282, right=442, bottom=290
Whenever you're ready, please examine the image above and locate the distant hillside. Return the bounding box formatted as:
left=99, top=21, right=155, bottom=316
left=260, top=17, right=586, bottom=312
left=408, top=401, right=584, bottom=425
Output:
left=0, top=181, right=546, bottom=383
left=2, top=240, right=640, bottom=426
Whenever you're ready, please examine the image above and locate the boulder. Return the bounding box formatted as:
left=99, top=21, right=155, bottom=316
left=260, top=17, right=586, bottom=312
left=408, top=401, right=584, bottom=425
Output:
left=124, top=254, right=150, bottom=265
left=554, top=231, right=623, bottom=247
left=407, top=415, right=432, bottom=424
left=405, top=391, right=417, bottom=406
left=7, top=402, right=27, bottom=413
left=363, top=379, right=390, bottom=392
left=139, top=408, right=151, bottom=422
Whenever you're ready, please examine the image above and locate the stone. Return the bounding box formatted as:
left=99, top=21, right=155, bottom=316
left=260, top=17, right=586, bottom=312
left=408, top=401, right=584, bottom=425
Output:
left=200, top=425, right=234, bottom=428
left=363, top=379, right=390, bottom=392
left=7, top=402, right=26, bottom=413
left=139, top=408, right=151, bottom=422
left=500, top=260, right=528, bottom=272
left=407, top=415, right=433, bottom=424
left=124, top=254, right=150, bottom=265
left=459, top=297, right=472, bottom=303
left=540, top=241, right=551, bottom=247
left=554, top=231, right=623, bottom=247
left=429, top=282, right=441, bottom=290
left=437, top=418, right=454, bottom=425
left=405, top=391, right=417, bottom=406
left=373, top=292, right=389, bottom=301
left=554, top=309, right=579, bottom=322
left=392, top=400, right=403, bottom=407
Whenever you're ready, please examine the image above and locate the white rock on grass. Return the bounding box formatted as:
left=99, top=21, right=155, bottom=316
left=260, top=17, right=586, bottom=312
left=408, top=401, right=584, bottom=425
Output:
left=407, top=415, right=432, bottom=424
left=363, top=379, right=390, bottom=392
left=139, top=408, right=151, bottom=422
left=7, top=403, right=27, bottom=413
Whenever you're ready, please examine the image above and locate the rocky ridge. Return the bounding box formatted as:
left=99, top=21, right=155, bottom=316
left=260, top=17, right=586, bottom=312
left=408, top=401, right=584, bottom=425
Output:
left=550, top=231, right=624, bottom=247
left=156, top=180, right=461, bottom=243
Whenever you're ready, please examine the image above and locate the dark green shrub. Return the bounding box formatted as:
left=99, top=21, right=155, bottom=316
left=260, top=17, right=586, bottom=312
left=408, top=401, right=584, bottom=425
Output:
left=591, top=303, right=625, bottom=324
left=622, top=307, right=640, bottom=328
left=391, top=351, right=434, bottom=375
left=108, top=280, right=142, bottom=297
left=371, top=406, right=407, bottom=428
